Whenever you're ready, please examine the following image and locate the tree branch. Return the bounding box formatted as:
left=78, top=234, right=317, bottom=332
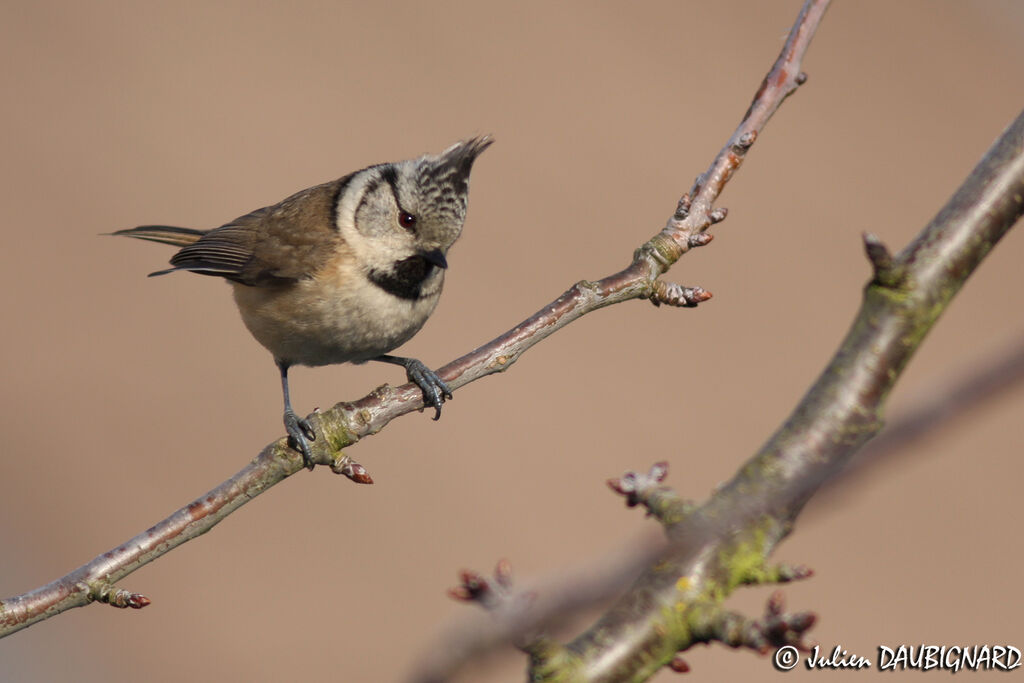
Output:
left=409, top=331, right=1024, bottom=682
left=516, top=111, right=1024, bottom=681
left=0, top=0, right=822, bottom=641
left=814, top=332, right=1024, bottom=503
left=310, top=0, right=830, bottom=447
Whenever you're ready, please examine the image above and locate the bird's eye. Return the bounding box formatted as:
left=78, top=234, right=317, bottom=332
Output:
left=398, top=211, right=417, bottom=231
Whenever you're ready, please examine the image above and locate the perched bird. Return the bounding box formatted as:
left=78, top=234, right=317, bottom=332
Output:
left=114, top=136, right=492, bottom=468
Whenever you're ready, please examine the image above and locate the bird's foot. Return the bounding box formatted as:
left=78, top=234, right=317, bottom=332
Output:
left=284, top=409, right=317, bottom=469
left=403, top=359, right=453, bottom=420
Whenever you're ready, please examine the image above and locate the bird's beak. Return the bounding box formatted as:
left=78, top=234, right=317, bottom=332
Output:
left=421, top=249, right=448, bottom=270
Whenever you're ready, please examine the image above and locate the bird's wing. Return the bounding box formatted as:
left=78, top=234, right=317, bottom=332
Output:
left=167, top=177, right=351, bottom=286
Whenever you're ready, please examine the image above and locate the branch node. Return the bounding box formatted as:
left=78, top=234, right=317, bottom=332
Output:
left=330, top=454, right=374, bottom=484
left=674, top=193, right=692, bottom=220
left=694, top=592, right=816, bottom=655
left=709, top=207, right=729, bottom=225
left=448, top=560, right=524, bottom=611
left=318, top=405, right=360, bottom=452
left=92, top=582, right=151, bottom=609
left=448, top=569, right=490, bottom=604
left=757, top=591, right=816, bottom=651
left=862, top=232, right=891, bottom=269
left=688, top=232, right=714, bottom=249
left=649, top=281, right=713, bottom=308
left=637, top=232, right=685, bottom=269
left=607, top=461, right=668, bottom=504
left=862, top=232, right=907, bottom=288
left=448, top=560, right=541, bottom=650
left=795, top=71, right=809, bottom=85
left=607, top=462, right=694, bottom=525
left=732, top=130, right=757, bottom=153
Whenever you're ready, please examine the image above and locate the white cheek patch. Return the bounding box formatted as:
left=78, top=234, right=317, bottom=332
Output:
left=333, top=169, right=383, bottom=273
left=334, top=165, right=416, bottom=274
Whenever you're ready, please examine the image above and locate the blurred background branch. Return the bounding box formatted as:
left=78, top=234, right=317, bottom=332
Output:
left=516, top=105, right=1024, bottom=681
left=413, top=316, right=1024, bottom=682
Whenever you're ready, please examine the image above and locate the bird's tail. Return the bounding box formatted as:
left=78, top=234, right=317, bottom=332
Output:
left=110, top=225, right=207, bottom=247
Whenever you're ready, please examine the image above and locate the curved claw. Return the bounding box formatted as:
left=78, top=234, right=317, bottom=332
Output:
left=284, top=410, right=316, bottom=469
left=404, top=360, right=453, bottom=420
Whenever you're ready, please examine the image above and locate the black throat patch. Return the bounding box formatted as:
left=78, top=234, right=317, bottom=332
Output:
left=367, top=255, right=433, bottom=301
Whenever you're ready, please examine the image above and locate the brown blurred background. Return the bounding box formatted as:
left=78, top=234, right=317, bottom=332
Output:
left=2, top=2, right=1022, bottom=681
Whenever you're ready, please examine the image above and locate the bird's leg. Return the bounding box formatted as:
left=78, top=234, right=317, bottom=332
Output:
left=372, top=355, right=452, bottom=420
left=277, top=360, right=316, bottom=469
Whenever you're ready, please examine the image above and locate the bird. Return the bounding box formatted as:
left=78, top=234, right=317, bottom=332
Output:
left=114, top=136, right=492, bottom=468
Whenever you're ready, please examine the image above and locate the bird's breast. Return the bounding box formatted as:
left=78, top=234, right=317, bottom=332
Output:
left=231, top=260, right=443, bottom=367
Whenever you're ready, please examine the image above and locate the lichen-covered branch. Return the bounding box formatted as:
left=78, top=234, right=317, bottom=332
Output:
left=522, top=109, right=1024, bottom=682
left=411, top=333, right=1024, bottom=683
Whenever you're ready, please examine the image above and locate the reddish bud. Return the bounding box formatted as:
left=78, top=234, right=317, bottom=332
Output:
left=448, top=586, right=473, bottom=602
left=126, top=594, right=151, bottom=609
left=688, top=232, right=714, bottom=248
left=669, top=654, right=691, bottom=673
left=332, top=458, right=374, bottom=484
